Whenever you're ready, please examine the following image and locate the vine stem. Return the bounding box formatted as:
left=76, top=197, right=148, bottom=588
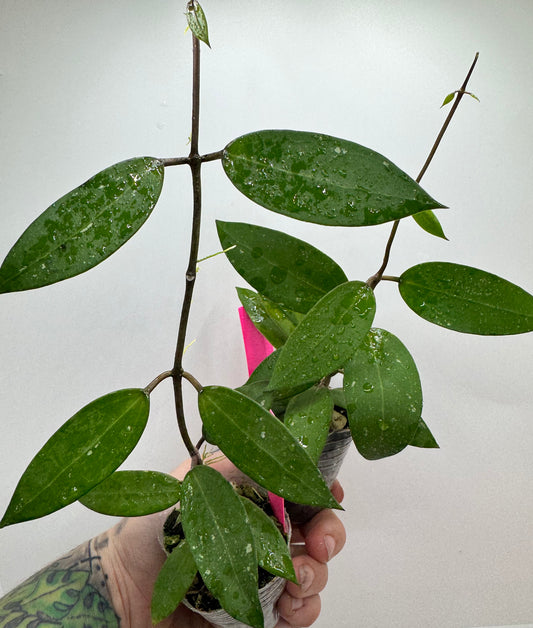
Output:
left=367, top=52, right=479, bottom=289
left=171, top=34, right=203, bottom=466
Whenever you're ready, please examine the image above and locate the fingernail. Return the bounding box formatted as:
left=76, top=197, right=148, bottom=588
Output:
left=298, top=565, right=314, bottom=593
left=324, top=534, right=335, bottom=560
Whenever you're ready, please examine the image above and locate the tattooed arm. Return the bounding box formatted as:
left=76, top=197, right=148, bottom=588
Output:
left=0, top=460, right=346, bottom=628
left=0, top=535, right=119, bottom=627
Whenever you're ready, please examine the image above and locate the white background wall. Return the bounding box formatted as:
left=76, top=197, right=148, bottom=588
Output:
left=1, top=2, right=532, bottom=626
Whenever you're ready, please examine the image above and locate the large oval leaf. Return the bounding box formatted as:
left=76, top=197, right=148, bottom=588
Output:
left=217, top=220, right=347, bottom=313
left=237, top=287, right=302, bottom=348
left=198, top=386, right=340, bottom=509
left=0, top=389, right=150, bottom=527
left=0, top=157, right=164, bottom=293
left=151, top=540, right=198, bottom=625
left=79, top=470, right=181, bottom=516
left=222, top=130, right=445, bottom=226
left=241, top=497, right=297, bottom=583
left=399, top=262, right=533, bottom=335
left=284, top=387, right=333, bottom=464
left=344, top=329, right=422, bottom=460
left=181, top=465, right=263, bottom=628
left=269, top=281, right=376, bottom=394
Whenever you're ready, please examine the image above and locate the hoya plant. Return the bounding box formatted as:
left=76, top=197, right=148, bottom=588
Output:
left=1, top=3, right=532, bottom=627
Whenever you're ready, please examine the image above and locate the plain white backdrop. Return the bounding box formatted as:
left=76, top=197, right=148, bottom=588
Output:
left=1, top=2, right=532, bottom=626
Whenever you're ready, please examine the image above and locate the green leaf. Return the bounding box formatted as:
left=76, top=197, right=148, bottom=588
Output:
left=235, top=380, right=274, bottom=412
left=412, top=209, right=448, bottom=240
left=0, top=158, right=164, bottom=293
left=238, top=287, right=302, bottom=348
left=399, top=262, right=533, bottom=335
left=151, top=540, right=197, bottom=625
left=410, top=418, right=439, bottom=449
left=217, top=220, right=347, bottom=313
left=284, top=387, right=333, bottom=464
left=344, top=329, right=422, bottom=460
left=181, top=465, right=263, bottom=628
left=198, top=386, right=340, bottom=509
left=241, top=498, right=297, bottom=583
left=0, top=389, right=149, bottom=527
left=441, top=92, right=456, bottom=107
left=269, top=281, right=376, bottom=394
left=79, top=470, right=181, bottom=516
left=222, top=130, right=445, bottom=226
left=186, top=0, right=211, bottom=47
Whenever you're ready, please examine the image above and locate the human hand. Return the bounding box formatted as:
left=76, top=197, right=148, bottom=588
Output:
left=101, top=458, right=345, bottom=627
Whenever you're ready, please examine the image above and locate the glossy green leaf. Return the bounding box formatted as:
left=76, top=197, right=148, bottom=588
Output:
left=410, top=418, right=439, bottom=449
left=0, top=158, right=164, bottom=293
left=222, top=130, right=445, bottom=226
left=79, top=470, right=181, bottom=516
left=399, top=262, right=533, bottom=335
left=186, top=0, right=210, bottom=47
left=238, top=287, right=302, bottom=348
left=198, top=386, right=340, bottom=509
left=412, top=210, right=448, bottom=240
left=269, top=281, right=376, bottom=394
left=181, top=465, right=263, bottom=628
left=236, top=380, right=274, bottom=412
left=246, top=350, right=280, bottom=385
left=330, top=388, right=347, bottom=410
left=0, top=389, right=149, bottom=527
left=284, top=387, right=333, bottom=464
left=217, top=220, right=347, bottom=313
left=241, top=498, right=297, bottom=583
left=151, top=539, right=198, bottom=625
left=344, top=329, right=422, bottom=460
left=441, top=92, right=455, bottom=107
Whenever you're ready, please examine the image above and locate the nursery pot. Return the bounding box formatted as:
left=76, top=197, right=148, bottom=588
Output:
left=161, top=475, right=291, bottom=628
left=286, top=425, right=352, bottom=525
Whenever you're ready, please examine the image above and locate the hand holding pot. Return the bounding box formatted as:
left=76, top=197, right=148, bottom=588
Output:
left=99, top=458, right=345, bottom=627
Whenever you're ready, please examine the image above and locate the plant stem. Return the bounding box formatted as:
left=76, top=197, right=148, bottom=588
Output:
left=367, top=52, right=479, bottom=289
left=172, top=34, right=203, bottom=466
left=144, top=370, right=173, bottom=395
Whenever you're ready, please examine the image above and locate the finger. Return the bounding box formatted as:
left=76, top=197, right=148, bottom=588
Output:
left=330, top=479, right=344, bottom=504
left=284, top=550, right=328, bottom=598
left=276, top=591, right=321, bottom=627
left=300, top=508, right=346, bottom=563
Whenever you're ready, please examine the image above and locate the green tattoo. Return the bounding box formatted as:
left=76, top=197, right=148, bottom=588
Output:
left=0, top=537, right=119, bottom=627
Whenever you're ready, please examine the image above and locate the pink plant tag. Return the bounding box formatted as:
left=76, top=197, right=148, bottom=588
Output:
left=238, top=307, right=287, bottom=533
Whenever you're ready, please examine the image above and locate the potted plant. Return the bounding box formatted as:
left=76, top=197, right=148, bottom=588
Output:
left=1, top=3, right=532, bottom=627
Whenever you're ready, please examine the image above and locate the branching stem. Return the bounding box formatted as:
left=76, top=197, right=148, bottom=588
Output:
left=172, top=34, right=203, bottom=466
left=367, top=52, right=479, bottom=289
left=144, top=370, right=173, bottom=395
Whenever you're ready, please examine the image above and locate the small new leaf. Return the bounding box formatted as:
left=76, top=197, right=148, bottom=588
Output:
left=186, top=1, right=211, bottom=47
left=412, top=210, right=448, bottom=240
left=441, top=92, right=456, bottom=108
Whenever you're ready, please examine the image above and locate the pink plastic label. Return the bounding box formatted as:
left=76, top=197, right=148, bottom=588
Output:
left=239, top=307, right=287, bottom=532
